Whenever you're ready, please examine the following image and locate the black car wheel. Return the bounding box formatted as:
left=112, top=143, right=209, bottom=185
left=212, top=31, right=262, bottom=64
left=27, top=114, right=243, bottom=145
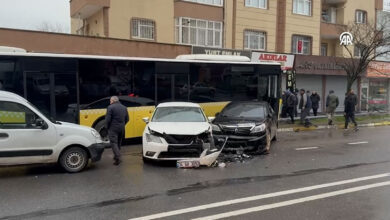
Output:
left=60, top=147, right=88, bottom=173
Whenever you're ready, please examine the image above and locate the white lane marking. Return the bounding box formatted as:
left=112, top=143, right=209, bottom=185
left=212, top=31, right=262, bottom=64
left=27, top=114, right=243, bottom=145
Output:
left=348, top=141, right=368, bottom=145
left=129, top=173, right=390, bottom=220
left=295, top=147, right=319, bottom=151
left=193, top=180, right=390, bottom=220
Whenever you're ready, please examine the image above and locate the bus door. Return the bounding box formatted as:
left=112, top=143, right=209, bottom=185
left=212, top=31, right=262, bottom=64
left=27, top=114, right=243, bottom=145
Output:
left=24, top=71, right=78, bottom=123
left=155, top=62, right=190, bottom=103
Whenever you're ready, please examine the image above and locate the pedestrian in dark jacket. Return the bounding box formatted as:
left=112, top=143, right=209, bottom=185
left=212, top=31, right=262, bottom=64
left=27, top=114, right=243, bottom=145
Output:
left=286, top=90, right=296, bottom=124
left=106, top=96, right=129, bottom=165
left=326, top=90, right=339, bottom=125
left=281, top=91, right=288, bottom=118
left=344, top=90, right=358, bottom=130
left=310, top=91, right=321, bottom=116
left=299, top=89, right=312, bottom=127
left=294, top=89, right=299, bottom=117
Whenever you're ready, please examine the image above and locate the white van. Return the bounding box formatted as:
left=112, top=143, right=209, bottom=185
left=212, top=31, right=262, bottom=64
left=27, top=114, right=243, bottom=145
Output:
left=0, top=91, right=107, bottom=173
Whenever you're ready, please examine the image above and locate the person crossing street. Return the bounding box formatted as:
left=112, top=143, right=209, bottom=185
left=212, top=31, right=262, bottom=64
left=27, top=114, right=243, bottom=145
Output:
left=326, top=90, right=339, bottom=125
left=344, top=89, right=358, bottom=131
left=106, top=96, right=129, bottom=165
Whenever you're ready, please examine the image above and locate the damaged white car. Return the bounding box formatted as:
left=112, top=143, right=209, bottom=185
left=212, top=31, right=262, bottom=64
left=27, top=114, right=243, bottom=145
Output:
left=142, top=102, right=226, bottom=167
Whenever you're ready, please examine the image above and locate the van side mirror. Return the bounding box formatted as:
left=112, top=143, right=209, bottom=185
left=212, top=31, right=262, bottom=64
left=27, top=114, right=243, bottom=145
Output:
left=142, top=117, right=149, bottom=124
left=36, top=118, right=48, bottom=130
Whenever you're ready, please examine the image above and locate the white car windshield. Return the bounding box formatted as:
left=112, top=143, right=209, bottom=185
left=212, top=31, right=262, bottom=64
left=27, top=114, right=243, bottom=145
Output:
left=152, top=107, right=206, bottom=122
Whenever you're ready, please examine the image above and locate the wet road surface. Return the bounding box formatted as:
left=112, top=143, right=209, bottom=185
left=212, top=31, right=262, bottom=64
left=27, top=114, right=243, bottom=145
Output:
left=2, top=127, right=390, bottom=219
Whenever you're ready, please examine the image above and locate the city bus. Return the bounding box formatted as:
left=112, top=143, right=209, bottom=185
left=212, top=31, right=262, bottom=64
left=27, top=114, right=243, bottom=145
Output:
left=0, top=50, right=282, bottom=139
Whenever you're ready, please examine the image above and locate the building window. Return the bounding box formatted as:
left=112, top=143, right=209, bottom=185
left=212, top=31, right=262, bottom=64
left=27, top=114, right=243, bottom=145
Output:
left=354, top=44, right=365, bottom=57
left=245, top=0, right=267, bottom=9
left=131, top=18, right=155, bottom=40
left=175, top=17, right=223, bottom=47
left=244, top=30, right=266, bottom=50
left=292, top=35, right=311, bottom=55
left=183, top=0, right=223, bottom=6
left=321, top=43, right=328, bottom=56
left=293, top=0, right=312, bottom=16
left=355, top=10, right=367, bottom=24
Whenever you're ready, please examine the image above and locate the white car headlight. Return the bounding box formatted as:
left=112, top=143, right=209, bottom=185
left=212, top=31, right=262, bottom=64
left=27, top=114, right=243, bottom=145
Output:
left=145, top=133, right=162, bottom=143
left=91, top=129, right=101, bottom=139
left=251, top=124, right=266, bottom=133
left=211, top=124, right=221, bottom=132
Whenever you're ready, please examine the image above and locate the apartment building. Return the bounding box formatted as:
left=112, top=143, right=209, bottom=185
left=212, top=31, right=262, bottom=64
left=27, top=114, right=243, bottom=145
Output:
left=70, top=0, right=383, bottom=112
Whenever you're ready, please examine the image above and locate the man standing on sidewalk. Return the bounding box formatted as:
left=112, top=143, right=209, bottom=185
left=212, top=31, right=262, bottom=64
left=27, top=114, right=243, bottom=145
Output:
left=310, top=91, right=321, bottom=116
left=299, top=89, right=312, bottom=127
left=344, top=89, right=358, bottom=130
left=106, top=96, right=129, bottom=165
left=326, top=90, right=339, bottom=125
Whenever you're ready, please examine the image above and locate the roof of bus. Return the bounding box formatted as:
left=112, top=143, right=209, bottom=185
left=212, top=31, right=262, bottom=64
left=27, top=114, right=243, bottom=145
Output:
left=0, top=51, right=281, bottom=66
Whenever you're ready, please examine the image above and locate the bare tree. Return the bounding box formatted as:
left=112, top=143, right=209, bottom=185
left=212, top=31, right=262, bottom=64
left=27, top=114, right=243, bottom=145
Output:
left=337, top=17, right=390, bottom=93
left=36, top=21, right=68, bottom=33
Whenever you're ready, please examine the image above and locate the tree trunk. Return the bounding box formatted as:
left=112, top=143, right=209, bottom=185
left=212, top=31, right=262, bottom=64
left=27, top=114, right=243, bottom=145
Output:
left=346, top=77, right=355, bottom=95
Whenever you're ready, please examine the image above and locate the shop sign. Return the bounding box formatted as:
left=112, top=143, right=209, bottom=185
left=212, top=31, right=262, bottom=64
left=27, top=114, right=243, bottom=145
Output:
left=251, top=52, right=295, bottom=70
left=367, top=61, right=390, bottom=78
left=192, top=46, right=251, bottom=58
left=294, top=55, right=348, bottom=75
left=384, top=0, right=390, bottom=12
left=286, top=69, right=296, bottom=91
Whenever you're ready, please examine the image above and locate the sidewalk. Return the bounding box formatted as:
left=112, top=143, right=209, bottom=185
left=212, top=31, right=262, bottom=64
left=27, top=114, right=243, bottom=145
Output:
left=278, top=112, right=390, bottom=132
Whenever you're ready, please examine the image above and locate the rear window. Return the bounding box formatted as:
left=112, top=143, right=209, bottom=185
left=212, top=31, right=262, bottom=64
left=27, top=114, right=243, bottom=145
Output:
left=221, top=103, right=266, bottom=119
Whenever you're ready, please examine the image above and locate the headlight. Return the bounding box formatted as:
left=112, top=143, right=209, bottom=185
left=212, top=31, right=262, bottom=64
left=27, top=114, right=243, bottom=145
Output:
left=211, top=124, right=221, bottom=132
left=91, top=129, right=101, bottom=139
left=145, top=133, right=162, bottom=143
left=251, top=124, right=266, bottom=133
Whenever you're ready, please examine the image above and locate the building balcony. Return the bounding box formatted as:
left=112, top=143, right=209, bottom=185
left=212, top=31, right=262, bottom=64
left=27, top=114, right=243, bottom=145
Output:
left=322, top=0, right=347, bottom=5
left=320, top=22, right=346, bottom=39
left=70, top=0, right=110, bottom=19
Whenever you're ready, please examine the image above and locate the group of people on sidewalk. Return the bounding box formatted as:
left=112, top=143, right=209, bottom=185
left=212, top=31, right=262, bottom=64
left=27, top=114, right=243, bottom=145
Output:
left=282, top=89, right=359, bottom=130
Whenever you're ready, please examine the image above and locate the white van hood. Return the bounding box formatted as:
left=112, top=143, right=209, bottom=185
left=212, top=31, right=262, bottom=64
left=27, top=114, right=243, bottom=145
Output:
left=148, top=122, right=210, bottom=135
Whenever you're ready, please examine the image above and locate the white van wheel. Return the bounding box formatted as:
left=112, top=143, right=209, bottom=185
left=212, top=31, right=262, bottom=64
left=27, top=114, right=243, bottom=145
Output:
left=60, top=147, right=88, bottom=173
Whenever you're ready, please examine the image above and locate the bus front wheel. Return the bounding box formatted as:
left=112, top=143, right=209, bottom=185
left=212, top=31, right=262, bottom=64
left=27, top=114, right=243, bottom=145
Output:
left=94, top=120, right=109, bottom=142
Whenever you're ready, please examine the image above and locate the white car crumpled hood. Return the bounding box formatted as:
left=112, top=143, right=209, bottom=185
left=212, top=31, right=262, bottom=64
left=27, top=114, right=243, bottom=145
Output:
left=148, top=122, right=211, bottom=135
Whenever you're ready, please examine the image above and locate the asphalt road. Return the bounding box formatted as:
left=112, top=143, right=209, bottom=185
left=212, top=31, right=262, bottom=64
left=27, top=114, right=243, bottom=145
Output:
left=2, top=127, right=390, bottom=220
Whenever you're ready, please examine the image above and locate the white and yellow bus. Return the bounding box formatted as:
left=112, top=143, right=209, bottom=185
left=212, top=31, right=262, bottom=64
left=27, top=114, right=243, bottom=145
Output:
left=0, top=51, right=281, bottom=140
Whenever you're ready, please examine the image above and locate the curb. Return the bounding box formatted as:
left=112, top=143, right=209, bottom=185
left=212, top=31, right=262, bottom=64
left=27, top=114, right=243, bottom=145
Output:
left=277, top=121, right=390, bottom=132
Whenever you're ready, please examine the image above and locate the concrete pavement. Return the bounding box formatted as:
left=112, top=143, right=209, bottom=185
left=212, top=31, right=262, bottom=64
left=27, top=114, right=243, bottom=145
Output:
left=2, top=127, right=390, bottom=219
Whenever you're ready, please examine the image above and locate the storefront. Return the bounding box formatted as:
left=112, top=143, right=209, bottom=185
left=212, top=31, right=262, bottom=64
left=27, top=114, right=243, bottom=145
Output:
left=294, top=55, right=358, bottom=112
left=365, top=61, right=390, bottom=112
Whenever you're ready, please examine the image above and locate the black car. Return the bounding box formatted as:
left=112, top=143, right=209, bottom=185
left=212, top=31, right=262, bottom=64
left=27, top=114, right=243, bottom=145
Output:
left=211, top=101, right=278, bottom=154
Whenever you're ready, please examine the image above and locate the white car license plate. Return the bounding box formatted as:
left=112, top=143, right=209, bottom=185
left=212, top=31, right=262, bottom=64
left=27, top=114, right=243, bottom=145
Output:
left=177, top=160, right=200, bottom=168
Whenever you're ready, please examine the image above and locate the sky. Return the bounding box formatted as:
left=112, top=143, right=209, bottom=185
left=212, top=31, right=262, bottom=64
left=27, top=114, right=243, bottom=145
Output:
left=0, top=0, right=70, bottom=33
